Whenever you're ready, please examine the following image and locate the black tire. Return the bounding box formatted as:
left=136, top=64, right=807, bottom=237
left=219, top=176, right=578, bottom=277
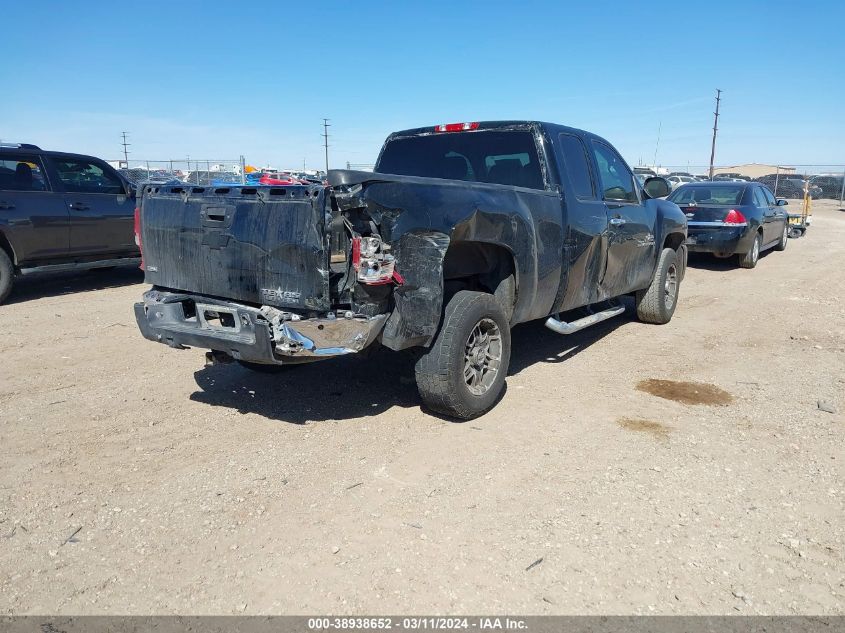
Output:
left=774, top=222, right=788, bottom=251
left=415, top=290, right=511, bottom=420
left=676, top=244, right=687, bottom=281
left=738, top=232, right=761, bottom=269
left=788, top=226, right=803, bottom=239
left=635, top=247, right=679, bottom=325
left=237, top=360, right=290, bottom=374
left=0, top=248, right=14, bottom=305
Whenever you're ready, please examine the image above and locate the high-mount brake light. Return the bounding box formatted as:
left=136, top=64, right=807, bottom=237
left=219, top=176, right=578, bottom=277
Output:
left=434, top=122, right=479, bottom=133
left=723, top=209, right=747, bottom=225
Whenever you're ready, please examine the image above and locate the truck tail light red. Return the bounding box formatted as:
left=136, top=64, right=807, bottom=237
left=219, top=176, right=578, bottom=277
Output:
left=350, top=235, right=402, bottom=285
left=134, top=206, right=144, bottom=270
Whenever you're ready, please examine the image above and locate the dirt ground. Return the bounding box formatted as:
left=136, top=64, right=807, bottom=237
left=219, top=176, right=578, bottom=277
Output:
left=1, top=200, right=843, bottom=615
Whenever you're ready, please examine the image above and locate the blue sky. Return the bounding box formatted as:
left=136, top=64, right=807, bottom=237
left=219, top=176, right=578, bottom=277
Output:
left=2, top=0, right=844, bottom=170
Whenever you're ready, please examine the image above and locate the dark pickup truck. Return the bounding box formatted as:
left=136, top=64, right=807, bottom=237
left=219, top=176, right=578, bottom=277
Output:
left=134, top=121, right=687, bottom=418
left=0, top=144, right=140, bottom=303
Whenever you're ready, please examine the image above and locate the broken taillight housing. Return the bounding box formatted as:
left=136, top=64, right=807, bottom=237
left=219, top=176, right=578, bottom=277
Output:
left=350, top=235, right=402, bottom=285
left=434, top=122, right=479, bottom=133
left=723, top=209, right=747, bottom=224
left=134, top=206, right=144, bottom=270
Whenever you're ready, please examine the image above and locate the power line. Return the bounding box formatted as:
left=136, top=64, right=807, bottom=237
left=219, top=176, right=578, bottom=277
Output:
left=322, top=118, right=331, bottom=173
left=708, top=90, right=722, bottom=180
left=121, top=131, right=131, bottom=165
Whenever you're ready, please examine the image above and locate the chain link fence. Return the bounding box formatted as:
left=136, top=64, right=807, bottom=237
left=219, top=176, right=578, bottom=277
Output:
left=109, top=158, right=247, bottom=186
left=345, top=162, right=375, bottom=172
left=631, top=163, right=845, bottom=202
left=111, top=157, right=845, bottom=203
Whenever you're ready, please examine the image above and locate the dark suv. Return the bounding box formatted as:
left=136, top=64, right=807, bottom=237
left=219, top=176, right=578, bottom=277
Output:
left=0, top=144, right=140, bottom=303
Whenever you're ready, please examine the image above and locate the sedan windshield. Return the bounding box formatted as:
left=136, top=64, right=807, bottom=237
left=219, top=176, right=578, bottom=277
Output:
left=668, top=186, right=745, bottom=205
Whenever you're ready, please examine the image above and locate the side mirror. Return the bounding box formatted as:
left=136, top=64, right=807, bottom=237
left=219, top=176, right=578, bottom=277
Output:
left=776, top=198, right=788, bottom=206
left=643, top=176, right=670, bottom=199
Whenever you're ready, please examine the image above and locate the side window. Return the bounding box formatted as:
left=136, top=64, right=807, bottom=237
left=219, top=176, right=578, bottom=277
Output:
left=558, top=133, right=594, bottom=199
left=0, top=154, right=49, bottom=192
left=762, top=187, right=776, bottom=206
left=753, top=188, right=769, bottom=207
left=51, top=159, right=124, bottom=194
left=591, top=142, right=637, bottom=203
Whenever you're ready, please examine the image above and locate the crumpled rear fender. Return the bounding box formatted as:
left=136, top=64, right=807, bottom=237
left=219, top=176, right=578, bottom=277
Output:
left=328, top=170, right=563, bottom=351
left=381, top=230, right=450, bottom=350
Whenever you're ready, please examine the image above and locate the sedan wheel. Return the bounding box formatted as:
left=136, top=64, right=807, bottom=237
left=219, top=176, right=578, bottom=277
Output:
left=775, top=223, right=788, bottom=251
left=738, top=233, right=761, bottom=269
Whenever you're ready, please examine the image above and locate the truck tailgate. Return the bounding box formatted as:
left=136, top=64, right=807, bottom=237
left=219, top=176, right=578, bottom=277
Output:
left=139, top=184, right=329, bottom=311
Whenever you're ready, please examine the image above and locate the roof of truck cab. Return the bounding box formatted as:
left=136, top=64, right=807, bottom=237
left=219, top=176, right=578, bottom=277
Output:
left=387, top=120, right=594, bottom=139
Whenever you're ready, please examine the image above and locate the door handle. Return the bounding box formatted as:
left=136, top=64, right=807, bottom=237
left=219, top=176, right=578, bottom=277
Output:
left=69, top=202, right=90, bottom=211
left=609, top=217, right=626, bottom=227
left=0, top=201, right=14, bottom=210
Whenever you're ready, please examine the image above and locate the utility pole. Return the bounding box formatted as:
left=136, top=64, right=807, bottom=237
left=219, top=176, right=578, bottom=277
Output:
left=708, top=89, right=722, bottom=180
left=322, top=118, right=331, bottom=173
left=121, top=131, right=131, bottom=166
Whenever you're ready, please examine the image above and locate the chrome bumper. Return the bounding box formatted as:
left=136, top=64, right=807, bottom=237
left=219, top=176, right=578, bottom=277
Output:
left=134, top=289, right=387, bottom=362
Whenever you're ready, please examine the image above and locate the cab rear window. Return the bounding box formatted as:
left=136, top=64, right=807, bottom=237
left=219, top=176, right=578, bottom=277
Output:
left=376, top=130, right=545, bottom=190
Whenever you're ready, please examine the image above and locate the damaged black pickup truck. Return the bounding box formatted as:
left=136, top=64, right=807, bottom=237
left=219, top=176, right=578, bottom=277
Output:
left=134, top=121, right=687, bottom=418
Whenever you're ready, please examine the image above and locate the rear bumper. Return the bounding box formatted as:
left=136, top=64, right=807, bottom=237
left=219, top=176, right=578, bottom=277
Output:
left=685, top=223, right=751, bottom=254
left=134, top=289, right=387, bottom=364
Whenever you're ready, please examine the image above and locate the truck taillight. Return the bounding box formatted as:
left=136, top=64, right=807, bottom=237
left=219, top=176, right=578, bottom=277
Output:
left=434, top=122, right=479, bottom=133
left=134, top=206, right=144, bottom=270
left=350, top=235, right=402, bottom=285
left=724, top=209, right=747, bottom=224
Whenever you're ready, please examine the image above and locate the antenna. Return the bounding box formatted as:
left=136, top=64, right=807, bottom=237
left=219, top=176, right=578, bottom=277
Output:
left=708, top=89, right=722, bottom=180
left=322, top=118, right=331, bottom=173
left=121, top=131, right=131, bottom=165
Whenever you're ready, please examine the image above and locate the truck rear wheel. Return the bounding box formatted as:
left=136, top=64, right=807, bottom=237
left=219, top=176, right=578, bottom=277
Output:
left=415, top=290, right=511, bottom=419
left=0, top=249, right=14, bottom=305
left=635, top=247, right=679, bottom=325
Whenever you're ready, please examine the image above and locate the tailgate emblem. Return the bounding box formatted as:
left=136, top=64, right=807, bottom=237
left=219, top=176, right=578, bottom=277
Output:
left=262, top=287, right=301, bottom=303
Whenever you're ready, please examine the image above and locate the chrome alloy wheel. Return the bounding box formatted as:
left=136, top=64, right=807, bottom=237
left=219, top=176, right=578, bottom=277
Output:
left=463, top=318, right=503, bottom=396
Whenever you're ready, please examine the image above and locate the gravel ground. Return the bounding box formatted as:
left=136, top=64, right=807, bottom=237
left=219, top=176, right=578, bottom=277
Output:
left=0, top=200, right=843, bottom=615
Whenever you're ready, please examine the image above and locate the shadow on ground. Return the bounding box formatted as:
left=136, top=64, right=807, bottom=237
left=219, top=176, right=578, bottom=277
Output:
left=5, top=265, right=144, bottom=305
left=190, top=348, right=421, bottom=424
left=190, top=307, right=630, bottom=424
left=686, top=250, right=775, bottom=271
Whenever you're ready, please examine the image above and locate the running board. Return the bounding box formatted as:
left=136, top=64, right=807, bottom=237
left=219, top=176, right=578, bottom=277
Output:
left=544, top=305, right=626, bottom=335
left=19, top=257, right=141, bottom=275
